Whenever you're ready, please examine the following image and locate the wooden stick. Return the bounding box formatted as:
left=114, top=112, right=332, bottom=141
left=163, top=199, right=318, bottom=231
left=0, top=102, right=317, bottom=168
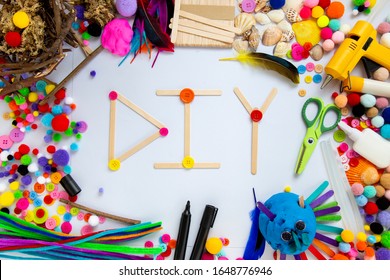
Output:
left=299, top=196, right=305, bottom=208
left=177, top=25, right=234, bottom=44
left=177, top=18, right=235, bottom=37
left=260, top=88, right=278, bottom=113
left=39, top=45, right=104, bottom=105
left=154, top=162, right=220, bottom=169
left=108, top=99, right=116, bottom=160
left=156, top=89, right=222, bottom=96
left=179, top=10, right=241, bottom=34
left=117, top=94, right=164, bottom=129
left=234, top=87, right=253, bottom=114
left=184, top=103, right=191, bottom=157
left=117, top=131, right=161, bottom=162
left=251, top=121, right=259, bottom=175
left=70, top=29, right=92, bottom=56
left=170, top=0, right=181, bottom=43
left=59, top=198, right=141, bottom=225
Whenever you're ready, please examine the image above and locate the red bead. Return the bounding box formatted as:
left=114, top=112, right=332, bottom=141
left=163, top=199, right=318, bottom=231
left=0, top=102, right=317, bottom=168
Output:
left=31, top=124, right=38, bottom=129
left=18, top=144, right=30, bottom=155
left=5, top=31, right=22, bottom=47
left=364, top=202, right=378, bottom=215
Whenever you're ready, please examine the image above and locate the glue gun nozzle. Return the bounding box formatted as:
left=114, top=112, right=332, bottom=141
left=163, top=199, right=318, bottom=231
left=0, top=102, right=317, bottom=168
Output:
left=321, top=74, right=333, bottom=89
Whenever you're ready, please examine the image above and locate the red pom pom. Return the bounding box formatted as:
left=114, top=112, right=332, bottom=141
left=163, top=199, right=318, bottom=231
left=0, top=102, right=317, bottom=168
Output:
left=331, top=92, right=339, bottom=99
left=13, top=152, right=22, bottom=160
left=55, top=88, right=66, bottom=100
left=51, top=114, right=69, bottom=132
left=5, top=31, right=22, bottom=47
left=38, top=103, right=50, bottom=113
left=364, top=202, right=378, bottom=215
left=318, top=0, right=331, bottom=8
left=18, top=144, right=30, bottom=155
left=47, top=145, right=56, bottom=154
left=347, top=92, right=361, bottom=106
left=300, top=6, right=312, bottom=19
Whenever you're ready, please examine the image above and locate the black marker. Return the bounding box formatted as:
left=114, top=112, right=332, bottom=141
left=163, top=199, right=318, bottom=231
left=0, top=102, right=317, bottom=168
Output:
left=174, top=201, right=191, bottom=260
left=190, top=204, right=218, bottom=260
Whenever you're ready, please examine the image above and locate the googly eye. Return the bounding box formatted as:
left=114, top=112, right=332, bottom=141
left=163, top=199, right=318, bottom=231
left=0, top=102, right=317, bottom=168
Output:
left=307, top=137, right=315, bottom=144
left=281, top=231, right=292, bottom=241
left=295, top=220, right=306, bottom=231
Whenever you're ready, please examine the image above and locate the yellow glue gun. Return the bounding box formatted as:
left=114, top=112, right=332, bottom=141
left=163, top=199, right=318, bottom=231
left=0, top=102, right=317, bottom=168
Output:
left=321, top=20, right=390, bottom=89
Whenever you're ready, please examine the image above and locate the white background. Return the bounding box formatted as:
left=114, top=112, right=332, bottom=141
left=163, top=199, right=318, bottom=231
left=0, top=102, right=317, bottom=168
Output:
left=0, top=1, right=389, bottom=260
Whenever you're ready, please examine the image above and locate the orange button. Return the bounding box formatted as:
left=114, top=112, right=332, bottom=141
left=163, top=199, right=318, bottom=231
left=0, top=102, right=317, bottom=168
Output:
left=34, top=182, right=45, bottom=194
left=180, top=88, right=195, bottom=104
left=50, top=172, right=62, bottom=184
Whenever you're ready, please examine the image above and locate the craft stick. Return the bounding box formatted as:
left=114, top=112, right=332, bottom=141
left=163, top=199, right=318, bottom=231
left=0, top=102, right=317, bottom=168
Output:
left=184, top=103, right=191, bottom=156
left=154, top=162, right=220, bottom=169
left=156, top=89, right=222, bottom=96
left=178, top=18, right=235, bottom=38
left=251, top=121, right=258, bottom=175
left=117, top=131, right=161, bottom=162
left=315, top=232, right=339, bottom=247
left=59, top=198, right=141, bottom=225
left=305, top=181, right=329, bottom=204
left=233, top=87, right=252, bottom=114
left=180, top=4, right=235, bottom=20
left=259, top=88, right=278, bottom=113
left=179, top=10, right=241, bottom=34
left=315, top=224, right=344, bottom=234
left=170, top=0, right=181, bottom=43
left=308, top=244, right=327, bottom=260
left=299, top=252, right=308, bottom=260
left=117, top=94, right=164, bottom=128
left=40, top=45, right=104, bottom=104
left=70, top=29, right=92, bottom=56
left=177, top=25, right=234, bottom=44
left=108, top=100, right=116, bottom=160
left=299, top=196, right=305, bottom=208
left=312, top=238, right=336, bottom=258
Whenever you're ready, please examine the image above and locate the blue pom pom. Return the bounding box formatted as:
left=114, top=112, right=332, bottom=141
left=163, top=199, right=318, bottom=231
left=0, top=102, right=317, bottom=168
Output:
left=382, top=107, right=390, bottom=123
left=269, top=0, right=286, bottom=9
left=41, top=113, right=54, bottom=127
left=356, top=195, right=368, bottom=207
left=380, top=124, right=390, bottom=139
left=339, top=242, right=351, bottom=253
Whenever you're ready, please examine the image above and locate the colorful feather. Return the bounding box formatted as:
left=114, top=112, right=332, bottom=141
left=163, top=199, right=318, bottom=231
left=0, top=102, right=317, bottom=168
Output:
left=243, top=189, right=265, bottom=260
left=136, top=0, right=174, bottom=52
left=220, top=52, right=300, bottom=84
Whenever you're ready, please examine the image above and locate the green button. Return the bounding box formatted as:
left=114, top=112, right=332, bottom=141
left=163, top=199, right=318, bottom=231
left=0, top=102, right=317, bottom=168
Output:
left=333, top=130, right=346, bottom=142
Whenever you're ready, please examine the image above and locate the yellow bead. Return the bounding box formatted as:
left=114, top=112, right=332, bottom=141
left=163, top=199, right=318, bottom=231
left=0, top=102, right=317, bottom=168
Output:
left=45, top=84, right=56, bottom=94
left=0, top=191, right=15, bottom=207
left=9, top=181, right=20, bottom=191
left=12, top=11, right=30, bottom=29
left=205, top=237, right=223, bottom=255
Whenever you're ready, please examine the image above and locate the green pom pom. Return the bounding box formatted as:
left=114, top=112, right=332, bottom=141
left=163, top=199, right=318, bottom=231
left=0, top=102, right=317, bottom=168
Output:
left=364, top=7, right=371, bottom=14
left=353, top=0, right=365, bottom=5
left=382, top=231, right=390, bottom=248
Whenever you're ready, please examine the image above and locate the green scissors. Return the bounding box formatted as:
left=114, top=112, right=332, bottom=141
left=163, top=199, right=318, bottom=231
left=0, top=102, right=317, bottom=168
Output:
left=295, top=97, right=341, bottom=175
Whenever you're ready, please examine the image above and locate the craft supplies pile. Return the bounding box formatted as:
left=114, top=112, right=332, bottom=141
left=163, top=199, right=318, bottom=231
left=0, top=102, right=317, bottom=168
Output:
left=0, top=0, right=389, bottom=261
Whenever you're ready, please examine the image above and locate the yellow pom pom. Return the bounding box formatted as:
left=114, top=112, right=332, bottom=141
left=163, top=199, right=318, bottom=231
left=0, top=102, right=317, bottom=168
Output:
left=317, top=15, right=330, bottom=28
left=374, top=234, right=381, bottom=242
left=205, top=237, right=223, bottom=255
left=312, top=6, right=324, bottom=18
left=45, top=84, right=56, bottom=94
left=13, top=11, right=30, bottom=29
left=284, top=186, right=292, bottom=192
left=364, top=224, right=370, bottom=231
left=0, top=191, right=15, bottom=207
left=357, top=232, right=367, bottom=242
left=28, top=92, right=38, bottom=102
left=9, top=181, right=20, bottom=191
left=341, top=229, right=354, bottom=243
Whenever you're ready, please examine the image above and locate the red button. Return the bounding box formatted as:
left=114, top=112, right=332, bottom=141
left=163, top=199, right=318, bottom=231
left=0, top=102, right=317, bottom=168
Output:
left=250, top=109, right=263, bottom=122
left=349, top=158, right=359, bottom=167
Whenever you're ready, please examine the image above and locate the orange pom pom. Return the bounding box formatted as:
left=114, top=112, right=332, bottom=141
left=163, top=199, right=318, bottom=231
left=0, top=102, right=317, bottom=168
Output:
left=326, top=1, right=345, bottom=19
left=333, top=253, right=349, bottom=260
left=356, top=241, right=367, bottom=251
left=365, top=246, right=375, bottom=257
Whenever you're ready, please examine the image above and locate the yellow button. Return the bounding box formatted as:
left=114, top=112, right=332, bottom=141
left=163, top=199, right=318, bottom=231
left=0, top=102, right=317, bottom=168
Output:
left=25, top=210, right=34, bottom=222
left=3, top=112, right=10, bottom=120
left=108, top=159, right=121, bottom=171
left=52, top=215, right=61, bottom=226
left=304, top=76, right=313, bottom=84
left=57, top=205, right=67, bottom=215
left=50, top=172, right=62, bottom=184
left=182, top=156, right=195, bottom=169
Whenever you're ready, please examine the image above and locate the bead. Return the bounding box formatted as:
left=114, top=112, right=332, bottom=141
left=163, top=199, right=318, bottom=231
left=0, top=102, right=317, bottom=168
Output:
left=12, top=11, right=30, bottom=29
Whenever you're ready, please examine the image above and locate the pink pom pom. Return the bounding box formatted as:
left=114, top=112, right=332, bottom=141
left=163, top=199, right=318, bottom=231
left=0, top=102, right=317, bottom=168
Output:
left=376, top=97, right=389, bottom=109
left=322, top=39, right=335, bottom=51
left=320, top=27, right=333, bottom=40
left=304, top=0, right=319, bottom=8
left=351, top=183, right=364, bottom=196
left=377, top=22, right=390, bottom=35
left=300, top=6, right=312, bottom=19
left=331, top=30, right=345, bottom=44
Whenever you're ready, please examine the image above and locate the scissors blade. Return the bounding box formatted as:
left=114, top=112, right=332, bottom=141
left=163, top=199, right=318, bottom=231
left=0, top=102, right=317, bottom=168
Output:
left=295, top=131, right=319, bottom=175
left=294, top=143, right=307, bottom=175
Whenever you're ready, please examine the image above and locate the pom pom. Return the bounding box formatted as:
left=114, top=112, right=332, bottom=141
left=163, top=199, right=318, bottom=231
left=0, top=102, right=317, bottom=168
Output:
left=353, top=0, right=365, bottom=5
left=205, top=237, right=223, bottom=254
left=328, top=19, right=341, bottom=31
left=317, top=15, right=330, bottom=28
left=356, top=194, right=368, bottom=206
left=347, top=92, right=361, bottom=106
left=381, top=231, right=390, bottom=248
left=87, top=22, right=102, bottom=37
left=377, top=211, right=390, bottom=228
left=382, top=107, right=390, bottom=123
left=351, top=104, right=365, bottom=118
left=116, top=0, right=138, bottom=17
left=380, top=124, right=390, bottom=139
left=338, top=242, right=351, bottom=253
left=311, top=6, right=324, bottom=18
left=376, top=98, right=389, bottom=109
left=51, top=114, right=70, bottom=132
left=326, top=1, right=345, bottom=19
left=5, top=31, right=22, bottom=47
left=377, top=22, right=390, bottom=35
left=366, top=107, right=379, bottom=118
left=320, top=27, right=333, bottom=40
left=376, top=248, right=390, bottom=260
left=363, top=185, right=376, bottom=198
left=322, top=39, right=335, bottom=51
left=364, top=201, right=379, bottom=215
left=303, top=0, right=319, bottom=8
left=334, top=94, right=347, bottom=108
left=371, top=116, right=385, bottom=128
left=341, top=230, right=354, bottom=243
left=351, top=183, right=364, bottom=195
left=88, top=215, right=100, bottom=227
left=318, top=0, right=330, bottom=8
left=339, top=23, right=351, bottom=34
left=360, top=93, right=376, bottom=108
left=331, top=30, right=345, bottom=44
left=372, top=67, right=389, bottom=81
left=380, top=33, right=390, bottom=49
left=300, top=6, right=312, bottom=19
left=12, top=11, right=30, bottom=29
left=269, top=0, right=286, bottom=9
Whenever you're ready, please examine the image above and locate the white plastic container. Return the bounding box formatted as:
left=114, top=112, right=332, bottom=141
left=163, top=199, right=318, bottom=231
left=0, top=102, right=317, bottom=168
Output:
left=338, top=121, right=390, bottom=169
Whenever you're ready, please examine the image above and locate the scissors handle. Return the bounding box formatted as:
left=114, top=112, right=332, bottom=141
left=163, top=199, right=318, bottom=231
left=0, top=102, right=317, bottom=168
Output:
left=302, top=98, right=341, bottom=133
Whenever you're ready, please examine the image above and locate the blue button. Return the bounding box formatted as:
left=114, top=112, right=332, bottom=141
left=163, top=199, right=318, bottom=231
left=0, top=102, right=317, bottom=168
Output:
left=313, top=74, right=323, bottom=84
left=298, top=65, right=306, bottom=74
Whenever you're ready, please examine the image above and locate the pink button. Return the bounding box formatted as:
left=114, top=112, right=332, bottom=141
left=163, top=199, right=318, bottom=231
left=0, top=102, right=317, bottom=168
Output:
left=161, top=234, right=171, bottom=243
left=45, top=218, right=57, bottom=230
left=291, top=45, right=304, bottom=61
left=0, top=135, right=14, bottom=149
left=346, top=150, right=356, bottom=159
left=351, top=119, right=360, bottom=127
left=81, top=225, right=94, bottom=235
left=9, top=128, right=24, bottom=143
left=77, top=212, right=85, bottom=220
left=61, top=221, right=72, bottom=234
left=16, top=197, right=29, bottom=210
left=306, top=62, right=315, bottom=72
left=241, top=0, right=256, bottom=12
left=98, top=216, right=106, bottom=224
left=338, top=142, right=349, bottom=153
